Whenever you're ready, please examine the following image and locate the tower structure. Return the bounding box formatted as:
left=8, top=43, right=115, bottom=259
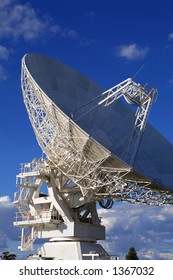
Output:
left=14, top=54, right=173, bottom=260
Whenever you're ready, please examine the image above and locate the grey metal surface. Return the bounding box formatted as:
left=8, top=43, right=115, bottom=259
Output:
left=24, top=53, right=173, bottom=191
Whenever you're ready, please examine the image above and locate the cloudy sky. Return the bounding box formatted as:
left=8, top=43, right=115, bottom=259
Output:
left=1, top=0, right=173, bottom=260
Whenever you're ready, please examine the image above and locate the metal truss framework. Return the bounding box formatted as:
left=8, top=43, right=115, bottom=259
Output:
left=73, top=78, right=158, bottom=165
left=14, top=159, right=173, bottom=251
left=15, top=159, right=173, bottom=207
left=13, top=58, right=173, bottom=256
left=21, top=58, right=173, bottom=204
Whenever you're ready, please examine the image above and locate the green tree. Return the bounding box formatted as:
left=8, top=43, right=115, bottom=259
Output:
left=0, top=251, right=16, bottom=260
left=125, top=247, right=139, bottom=260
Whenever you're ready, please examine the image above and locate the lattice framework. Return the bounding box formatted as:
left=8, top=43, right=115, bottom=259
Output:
left=21, top=58, right=173, bottom=204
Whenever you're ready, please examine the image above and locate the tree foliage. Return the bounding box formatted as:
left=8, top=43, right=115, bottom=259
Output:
left=125, top=247, right=139, bottom=260
left=0, top=251, right=16, bottom=260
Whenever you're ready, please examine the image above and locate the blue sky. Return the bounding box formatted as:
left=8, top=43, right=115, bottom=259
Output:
left=1, top=0, right=173, bottom=259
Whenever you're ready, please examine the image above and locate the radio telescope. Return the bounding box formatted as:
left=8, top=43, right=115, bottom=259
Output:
left=13, top=53, right=173, bottom=260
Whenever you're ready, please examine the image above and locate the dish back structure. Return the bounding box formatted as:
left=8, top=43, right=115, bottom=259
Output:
left=13, top=54, right=173, bottom=260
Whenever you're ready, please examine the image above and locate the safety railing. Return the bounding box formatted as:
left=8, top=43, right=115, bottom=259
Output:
left=14, top=210, right=62, bottom=224
left=19, top=159, right=50, bottom=176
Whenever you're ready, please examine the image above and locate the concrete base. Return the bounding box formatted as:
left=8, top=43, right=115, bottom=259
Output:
left=35, top=240, right=109, bottom=260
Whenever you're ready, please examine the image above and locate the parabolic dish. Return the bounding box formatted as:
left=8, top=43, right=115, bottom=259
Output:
left=22, top=53, right=173, bottom=198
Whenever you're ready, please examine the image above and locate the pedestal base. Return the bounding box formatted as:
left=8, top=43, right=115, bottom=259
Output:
left=30, top=240, right=109, bottom=260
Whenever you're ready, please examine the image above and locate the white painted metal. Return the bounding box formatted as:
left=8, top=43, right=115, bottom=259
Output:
left=14, top=159, right=106, bottom=257
left=13, top=54, right=173, bottom=260
left=73, top=77, right=157, bottom=165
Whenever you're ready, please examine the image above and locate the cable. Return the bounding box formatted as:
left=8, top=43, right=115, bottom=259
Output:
left=99, top=199, right=114, bottom=209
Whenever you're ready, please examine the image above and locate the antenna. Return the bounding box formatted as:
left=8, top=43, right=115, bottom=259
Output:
left=132, top=64, right=145, bottom=79
left=13, top=53, right=173, bottom=260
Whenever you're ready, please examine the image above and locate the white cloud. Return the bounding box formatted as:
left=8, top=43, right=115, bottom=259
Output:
left=0, top=65, right=8, bottom=81
left=0, top=195, right=11, bottom=203
left=0, top=196, right=19, bottom=240
left=0, top=196, right=20, bottom=255
left=168, top=77, right=173, bottom=84
left=0, top=0, right=64, bottom=42
left=168, top=33, right=173, bottom=40
left=61, top=29, right=79, bottom=39
left=0, top=45, right=10, bottom=60
left=116, top=43, right=149, bottom=60
left=98, top=203, right=173, bottom=259
left=0, top=0, right=82, bottom=81
left=0, top=0, right=12, bottom=9
left=87, top=11, right=96, bottom=18
left=0, top=0, right=81, bottom=43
